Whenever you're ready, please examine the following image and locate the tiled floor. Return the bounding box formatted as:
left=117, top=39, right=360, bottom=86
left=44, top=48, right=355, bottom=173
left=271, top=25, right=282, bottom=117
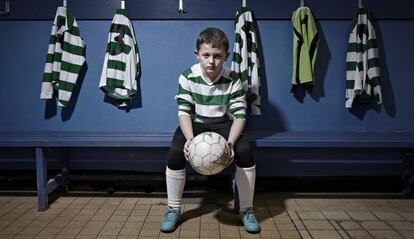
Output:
left=0, top=192, right=413, bottom=239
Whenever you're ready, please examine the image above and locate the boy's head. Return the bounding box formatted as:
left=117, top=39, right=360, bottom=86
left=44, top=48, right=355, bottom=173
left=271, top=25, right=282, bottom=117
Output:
left=195, top=28, right=230, bottom=81
left=196, top=27, right=229, bottom=53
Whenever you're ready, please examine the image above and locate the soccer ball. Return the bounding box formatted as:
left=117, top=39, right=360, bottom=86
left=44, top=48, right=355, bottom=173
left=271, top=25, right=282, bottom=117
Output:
left=188, top=132, right=231, bottom=175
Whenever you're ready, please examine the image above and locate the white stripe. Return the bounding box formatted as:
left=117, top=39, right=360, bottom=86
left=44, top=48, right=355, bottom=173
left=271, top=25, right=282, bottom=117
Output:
left=58, top=89, right=71, bottom=102
left=40, top=82, right=54, bottom=99
left=367, top=66, right=380, bottom=79
left=61, top=52, right=85, bottom=66
left=175, top=94, right=194, bottom=104
left=195, top=104, right=227, bottom=118
left=43, top=63, right=53, bottom=73
left=64, top=32, right=85, bottom=49
left=59, top=70, right=79, bottom=84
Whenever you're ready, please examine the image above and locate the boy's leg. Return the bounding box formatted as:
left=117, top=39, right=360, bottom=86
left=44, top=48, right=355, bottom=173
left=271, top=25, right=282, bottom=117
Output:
left=234, top=137, right=261, bottom=233
left=161, top=127, right=187, bottom=232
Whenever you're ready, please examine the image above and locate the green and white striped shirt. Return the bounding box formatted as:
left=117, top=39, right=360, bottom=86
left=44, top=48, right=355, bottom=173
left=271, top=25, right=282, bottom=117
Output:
left=176, top=64, right=246, bottom=124
left=41, top=6, right=85, bottom=107
left=99, top=9, right=141, bottom=108
left=231, top=7, right=261, bottom=115
left=346, top=7, right=381, bottom=108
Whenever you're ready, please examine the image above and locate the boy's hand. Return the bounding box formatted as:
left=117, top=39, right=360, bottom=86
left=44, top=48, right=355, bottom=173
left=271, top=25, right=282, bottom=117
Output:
left=183, top=138, right=192, bottom=161
left=227, top=142, right=235, bottom=166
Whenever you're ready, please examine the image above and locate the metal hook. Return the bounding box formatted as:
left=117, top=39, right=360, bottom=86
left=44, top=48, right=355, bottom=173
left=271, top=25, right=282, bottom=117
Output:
left=358, top=0, right=363, bottom=8
left=300, top=0, right=304, bottom=7
left=121, top=0, right=125, bottom=9
left=242, top=0, right=246, bottom=7
left=178, top=0, right=186, bottom=14
left=0, top=0, right=10, bottom=16
left=63, top=0, right=67, bottom=7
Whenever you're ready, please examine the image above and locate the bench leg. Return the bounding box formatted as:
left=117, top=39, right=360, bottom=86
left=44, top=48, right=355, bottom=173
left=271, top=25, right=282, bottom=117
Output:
left=61, top=149, right=70, bottom=192
left=402, top=151, right=414, bottom=196
left=35, top=148, right=48, bottom=211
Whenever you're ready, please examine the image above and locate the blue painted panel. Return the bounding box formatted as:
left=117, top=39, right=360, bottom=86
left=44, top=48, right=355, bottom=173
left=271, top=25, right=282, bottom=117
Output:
left=1, top=20, right=413, bottom=132
left=1, top=0, right=413, bottom=20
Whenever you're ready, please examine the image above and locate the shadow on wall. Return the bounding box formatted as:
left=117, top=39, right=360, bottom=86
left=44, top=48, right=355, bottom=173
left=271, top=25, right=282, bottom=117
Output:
left=102, top=79, right=143, bottom=112
left=245, top=20, right=286, bottom=138
left=44, top=62, right=88, bottom=121
left=348, top=21, right=395, bottom=121
left=292, top=18, right=331, bottom=103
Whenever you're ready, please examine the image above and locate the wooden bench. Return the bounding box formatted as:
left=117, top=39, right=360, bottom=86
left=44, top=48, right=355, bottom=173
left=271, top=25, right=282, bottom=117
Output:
left=1, top=131, right=413, bottom=211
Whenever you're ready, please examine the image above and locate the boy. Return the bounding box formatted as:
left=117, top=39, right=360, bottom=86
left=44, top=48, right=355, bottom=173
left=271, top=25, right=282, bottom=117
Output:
left=160, top=27, right=260, bottom=233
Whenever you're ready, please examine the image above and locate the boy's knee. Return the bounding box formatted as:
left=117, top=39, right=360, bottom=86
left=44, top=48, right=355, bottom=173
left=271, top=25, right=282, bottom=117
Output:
left=168, top=146, right=187, bottom=170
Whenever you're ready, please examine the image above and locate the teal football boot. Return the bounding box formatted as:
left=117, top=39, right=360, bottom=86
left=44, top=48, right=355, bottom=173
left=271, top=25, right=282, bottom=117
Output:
left=240, top=207, right=261, bottom=233
left=160, top=207, right=181, bottom=232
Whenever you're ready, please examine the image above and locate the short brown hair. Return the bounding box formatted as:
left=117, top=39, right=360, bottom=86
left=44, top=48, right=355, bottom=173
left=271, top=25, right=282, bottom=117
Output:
left=196, top=27, right=229, bottom=52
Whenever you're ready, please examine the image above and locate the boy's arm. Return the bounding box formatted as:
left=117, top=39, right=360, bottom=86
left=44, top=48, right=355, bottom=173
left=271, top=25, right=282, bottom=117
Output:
left=179, top=115, right=194, bottom=141
left=227, top=118, right=246, bottom=148
left=179, top=115, right=194, bottom=161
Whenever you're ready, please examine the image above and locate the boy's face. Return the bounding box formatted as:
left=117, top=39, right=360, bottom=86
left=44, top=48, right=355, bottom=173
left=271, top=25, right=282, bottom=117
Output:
left=195, top=43, right=229, bottom=81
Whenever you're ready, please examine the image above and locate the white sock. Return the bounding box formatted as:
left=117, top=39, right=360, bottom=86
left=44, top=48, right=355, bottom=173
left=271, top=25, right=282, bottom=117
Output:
left=235, top=165, right=256, bottom=212
left=166, top=167, right=186, bottom=210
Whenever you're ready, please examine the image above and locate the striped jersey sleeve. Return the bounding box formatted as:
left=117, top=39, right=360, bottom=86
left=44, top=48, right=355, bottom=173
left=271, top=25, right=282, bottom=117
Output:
left=346, top=7, right=381, bottom=108
left=175, top=64, right=246, bottom=123
left=99, top=9, right=141, bottom=108
left=41, top=6, right=85, bottom=107
left=231, top=7, right=261, bottom=115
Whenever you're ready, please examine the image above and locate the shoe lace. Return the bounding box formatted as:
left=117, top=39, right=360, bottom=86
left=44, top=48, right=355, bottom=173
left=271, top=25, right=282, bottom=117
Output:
left=243, top=208, right=258, bottom=223
left=163, top=208, right=178, bottom=222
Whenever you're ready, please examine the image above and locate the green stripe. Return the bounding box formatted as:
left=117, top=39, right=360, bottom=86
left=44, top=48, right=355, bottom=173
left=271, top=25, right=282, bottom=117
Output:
left=235, top=33, right=243, bottom=45
left=43, top=73, right=52, bottom=82
left=62, top=41, right=84, bottom=56
left=368, top=76, right=380, bottom=87
left=58, top=80, right=75, bottom=92
left=52, top=72, right=60, bottom=81
left=177, top=98, right=192, bottom=106
left=106, top=78, right=124, bottom=88
left=187, top=76, right=233, bottom=85
left=230, top=90, right=245, bottom=99
left=346, top=62, right=363, bottom=71
left=347, top=40, right=378, bottom=52
left=181, top=68, right=192, bottom=78
left=61, top=61, right=82, bottom=74
left=229, top=106, right=245, bottom=114
left=233, top=113, right=246, bottom=119
left=58, top=99, right=69, bottom=107
left=110, top=24, right=134, bottom=39
left=67, top=26, right=81, bottom=37
left=235, top=7, right=252, bottom=21
left=107, top=60, right=126, bottom=71
left=368, top=58, right=380, bottom=68
left=192, top=92, right=229, bottom=106
left=178, top=85, right=191, bottom=95
left=106, top=42, right=132, bottom=55
left=232, top=52, right=242, bottom=64
left=346, top=80, right=355, bottom=89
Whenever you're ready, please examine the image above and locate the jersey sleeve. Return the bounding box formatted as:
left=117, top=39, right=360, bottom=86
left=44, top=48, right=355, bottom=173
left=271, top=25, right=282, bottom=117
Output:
left=228, top=78, right=247, bottom=119
left=175, top=74, right=194, bottom=116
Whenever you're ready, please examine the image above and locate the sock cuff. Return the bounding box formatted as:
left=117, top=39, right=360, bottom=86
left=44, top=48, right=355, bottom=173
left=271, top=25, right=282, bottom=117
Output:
left=236, top=164, right=256, bottom=172
left=166, top=167, right=186, bottom=179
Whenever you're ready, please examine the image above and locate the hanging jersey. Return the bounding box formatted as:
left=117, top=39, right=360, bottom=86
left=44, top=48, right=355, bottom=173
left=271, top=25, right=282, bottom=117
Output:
left=291, top=7, right=319, bottom=93
left=231, top=7, right=261, bottom=115
left=41, top=6, right=85, bottom=107
left=175, top=63, right=246, bottom=124
left=346, top=7, right=381, bottom=108
left=99, top=9, right=141, bottom=108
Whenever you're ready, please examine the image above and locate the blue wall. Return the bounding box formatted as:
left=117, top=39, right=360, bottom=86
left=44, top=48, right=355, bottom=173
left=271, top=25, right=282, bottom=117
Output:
left=0, top=19, right=413, bottom=133
left=1, top=1, right=414, bottom=176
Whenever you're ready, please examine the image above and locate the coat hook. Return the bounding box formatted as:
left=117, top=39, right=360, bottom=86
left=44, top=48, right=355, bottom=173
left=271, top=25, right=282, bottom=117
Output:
left=0, top=0, right=10, bottom=16
left=178, top=0, right=186, bottom=14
